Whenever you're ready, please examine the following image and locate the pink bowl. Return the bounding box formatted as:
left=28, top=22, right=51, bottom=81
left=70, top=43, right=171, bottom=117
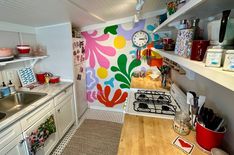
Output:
left=0, top=48, right=13, bottom=57
left=17, top=45, right=30, bottom=54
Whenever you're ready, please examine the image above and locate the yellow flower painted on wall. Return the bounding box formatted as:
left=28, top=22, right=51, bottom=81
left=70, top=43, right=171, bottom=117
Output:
left=114, top=36, right=126, bottom=49
left=97, top=67, right=108, bottom=79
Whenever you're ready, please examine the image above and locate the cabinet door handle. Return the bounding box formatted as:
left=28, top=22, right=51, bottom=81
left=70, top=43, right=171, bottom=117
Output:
left=58, top=109, right=61, bottom=112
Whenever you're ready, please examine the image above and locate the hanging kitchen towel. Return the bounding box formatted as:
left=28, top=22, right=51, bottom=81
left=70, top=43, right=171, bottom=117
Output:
left=27, top=115, right=56, bottom=155
left=18, top=67, right=37, bottom=87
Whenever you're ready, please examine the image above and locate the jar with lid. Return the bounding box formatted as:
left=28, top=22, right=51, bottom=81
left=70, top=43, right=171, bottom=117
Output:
left=173, top=111, right=191, bottom=135
left=223, top=50, right=234, bottom=72
left=205, top=48, right=225, bottom=67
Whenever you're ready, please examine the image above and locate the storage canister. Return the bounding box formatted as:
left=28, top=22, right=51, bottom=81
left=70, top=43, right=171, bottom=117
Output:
left=223, top=50, right=234, bottom=72
left=205, top=48, right=224, bottom=67
left=173, top=111, right=191, bottom=135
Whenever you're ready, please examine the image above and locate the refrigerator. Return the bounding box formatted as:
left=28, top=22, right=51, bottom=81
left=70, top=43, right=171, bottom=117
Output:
left=72, top=38, right=88, bottom=119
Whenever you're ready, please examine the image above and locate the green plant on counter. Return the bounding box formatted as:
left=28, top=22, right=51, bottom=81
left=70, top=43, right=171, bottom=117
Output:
left=111, top=54, right=141, bottom=89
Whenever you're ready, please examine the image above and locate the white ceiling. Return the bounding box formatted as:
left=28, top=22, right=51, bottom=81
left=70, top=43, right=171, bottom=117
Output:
left=0, top=0, right=165, bottom=28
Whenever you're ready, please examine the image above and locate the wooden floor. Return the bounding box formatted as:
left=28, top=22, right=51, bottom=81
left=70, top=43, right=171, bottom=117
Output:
left=118, top=114, right=208, bottom=155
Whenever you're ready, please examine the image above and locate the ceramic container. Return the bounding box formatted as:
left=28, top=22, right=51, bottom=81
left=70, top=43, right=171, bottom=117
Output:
left=175, top=29, right=194, bottom=57
left=17, top=45, right=30, bottom=54
left=205, top=48, right=225, bottom=67
left=223, top=50, right=234, bottom=72
left=190, top=40, right=210, bottom=61
left=0, top=48, right=13, bottom=57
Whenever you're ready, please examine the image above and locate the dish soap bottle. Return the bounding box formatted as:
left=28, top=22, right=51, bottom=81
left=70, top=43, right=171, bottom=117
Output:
left=8, top=80, right=16, bottom=94
left=0, top=82, right=10, bottom=97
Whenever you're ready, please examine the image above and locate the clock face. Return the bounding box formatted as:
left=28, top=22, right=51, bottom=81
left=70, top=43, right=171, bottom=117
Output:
left=132, top=30, right=149, bottom=47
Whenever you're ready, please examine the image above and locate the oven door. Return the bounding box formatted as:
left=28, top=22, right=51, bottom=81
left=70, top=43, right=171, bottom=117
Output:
left=23, top=109, right=59, bottom=155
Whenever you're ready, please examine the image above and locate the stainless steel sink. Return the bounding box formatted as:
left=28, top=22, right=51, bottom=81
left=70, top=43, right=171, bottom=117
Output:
left=0, top=91, right=47, bottom=121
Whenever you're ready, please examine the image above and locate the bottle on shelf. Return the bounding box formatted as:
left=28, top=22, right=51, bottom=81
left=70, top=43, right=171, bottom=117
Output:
left=8, top=80, right=16, bottom=94
left=0, top=82, right=11, bottom=97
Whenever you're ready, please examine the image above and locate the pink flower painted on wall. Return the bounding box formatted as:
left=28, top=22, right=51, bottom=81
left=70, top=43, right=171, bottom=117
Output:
left=81, top=31, right=116, bottom=69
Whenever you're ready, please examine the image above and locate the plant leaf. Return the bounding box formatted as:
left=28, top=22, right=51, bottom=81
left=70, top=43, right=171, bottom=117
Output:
left=115, top=73, right=130, bottom=86
left=117, top=54, right=128, bottom=76
left=128, top=59, right=141, bottom=76
left=111, top=66, right=120, bottom=72
left=120, top=83, right=130, bottom=89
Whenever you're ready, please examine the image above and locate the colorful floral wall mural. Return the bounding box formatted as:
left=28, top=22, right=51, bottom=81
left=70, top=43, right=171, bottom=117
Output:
left=81, top=17, right=170, bottom=110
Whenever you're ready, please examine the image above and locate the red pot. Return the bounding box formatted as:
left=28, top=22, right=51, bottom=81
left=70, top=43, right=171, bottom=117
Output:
left=196, top=121, right=226, bottom=151
left=49, top=76, right=60, bottom=83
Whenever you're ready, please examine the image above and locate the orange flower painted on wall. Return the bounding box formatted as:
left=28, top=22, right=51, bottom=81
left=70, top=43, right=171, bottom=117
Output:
left=96, top=84, right=128, bottom=107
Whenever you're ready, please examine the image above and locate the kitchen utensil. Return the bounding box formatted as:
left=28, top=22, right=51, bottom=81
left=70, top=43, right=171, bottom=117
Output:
left=49, top=76, right=60, bottom=83
left=219, top=10, right=231, bottom=43
left=196, top=120, right=226, bottom=151
left=208, top=11, right=234, bottom=46
left=18, top=67, right=37, bottom=87
left=0, top=48, right=13, bottom=57
left=223, top=50, right=234, bottom=72
left=175, top=29, right=194, bottom=57
left=36, top=72, right=46, bottom=84
left=190, top=40, right=210, bottom=61
left=17, top=45, right=30, bottom=54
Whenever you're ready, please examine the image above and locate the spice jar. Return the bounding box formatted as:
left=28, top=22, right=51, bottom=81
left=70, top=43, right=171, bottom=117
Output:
left=173, top=111, right=191, bottom=135
left=205, top=48, right=225, bottom=67
left=223, top=50, right=234, bottom=72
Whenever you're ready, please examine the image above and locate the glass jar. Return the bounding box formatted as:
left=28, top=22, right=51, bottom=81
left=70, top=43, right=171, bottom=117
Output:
left=173, top=111, right=191, bottom=135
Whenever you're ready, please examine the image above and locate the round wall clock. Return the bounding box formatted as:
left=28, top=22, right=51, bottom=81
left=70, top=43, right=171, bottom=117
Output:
left=132, top=30, right=149, bottom=48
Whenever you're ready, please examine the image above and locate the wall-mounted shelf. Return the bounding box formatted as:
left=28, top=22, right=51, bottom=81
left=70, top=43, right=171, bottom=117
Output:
left=153, top=0, right=234, bottom=33
left=0, top=55, right=48, bottom=67
left=152, top=48, right=234, bottom=91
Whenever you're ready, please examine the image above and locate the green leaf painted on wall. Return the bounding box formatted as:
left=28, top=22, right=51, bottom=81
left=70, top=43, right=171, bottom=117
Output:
left=104, top=25, right=118, bottom=35
left=111, top=54, right=141, bottom=89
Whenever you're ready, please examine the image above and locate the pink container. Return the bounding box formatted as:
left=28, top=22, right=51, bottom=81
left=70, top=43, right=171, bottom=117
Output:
left=196, top=121, right=226, bottom=151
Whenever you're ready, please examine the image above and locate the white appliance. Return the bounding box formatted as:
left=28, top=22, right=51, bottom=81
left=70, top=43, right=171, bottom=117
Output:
left=73, top=38, right=88, bottom=119
left=126, top=83, right=187, bottom=119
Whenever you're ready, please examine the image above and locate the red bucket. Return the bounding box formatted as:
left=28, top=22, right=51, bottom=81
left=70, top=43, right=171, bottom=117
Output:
left=196, top=121, right=226, bottom=151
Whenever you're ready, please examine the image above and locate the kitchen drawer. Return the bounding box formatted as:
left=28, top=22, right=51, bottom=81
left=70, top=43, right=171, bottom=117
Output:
left=21, top=99, right=54, bottom=131
left=54, top=86, right=73, bottom=106
left=0, top=122, right=22, bottom=150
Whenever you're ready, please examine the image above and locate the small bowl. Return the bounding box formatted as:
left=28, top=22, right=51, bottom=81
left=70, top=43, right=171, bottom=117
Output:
left=0, top=48, right=13, bottom=57
left=17, top=45, right=30, bottom=54
left=49, top=76, right=60, bottom=83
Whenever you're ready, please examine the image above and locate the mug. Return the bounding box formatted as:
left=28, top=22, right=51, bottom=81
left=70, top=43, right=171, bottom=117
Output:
left=36, top=72, right=46, bottom=84
left=190, top=40, right=210, bottom=61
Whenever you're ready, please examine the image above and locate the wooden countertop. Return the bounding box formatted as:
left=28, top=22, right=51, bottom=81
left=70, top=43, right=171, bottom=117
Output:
left=118, top=114, right=207, bottom=155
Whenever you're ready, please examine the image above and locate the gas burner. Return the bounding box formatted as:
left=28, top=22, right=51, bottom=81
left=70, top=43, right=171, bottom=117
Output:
left=133, top=89, right=178, bottom=116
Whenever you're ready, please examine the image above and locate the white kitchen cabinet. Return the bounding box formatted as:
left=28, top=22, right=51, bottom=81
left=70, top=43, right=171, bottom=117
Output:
left=0, top=134, right=27, bottom=155
left=24, top=109, right=59, bottom=155
left=55, top=95, right=75, bottom=138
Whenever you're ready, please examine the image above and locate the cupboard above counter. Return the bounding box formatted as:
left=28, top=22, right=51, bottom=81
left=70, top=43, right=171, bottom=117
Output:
left=153, top=48, right=234, bottom=91
left=153, top=0, right=234, bottom=33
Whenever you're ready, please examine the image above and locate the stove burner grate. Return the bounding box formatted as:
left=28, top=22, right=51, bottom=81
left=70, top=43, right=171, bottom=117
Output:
left=133, top=90, right=178, bottom=115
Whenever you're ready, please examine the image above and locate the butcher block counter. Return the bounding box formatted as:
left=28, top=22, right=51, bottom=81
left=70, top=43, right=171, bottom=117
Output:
left=118, top=114, right=207, bottom=155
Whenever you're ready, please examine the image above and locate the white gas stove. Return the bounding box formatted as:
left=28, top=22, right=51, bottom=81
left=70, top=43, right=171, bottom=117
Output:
left=126, top=83, right=187, bottom=119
